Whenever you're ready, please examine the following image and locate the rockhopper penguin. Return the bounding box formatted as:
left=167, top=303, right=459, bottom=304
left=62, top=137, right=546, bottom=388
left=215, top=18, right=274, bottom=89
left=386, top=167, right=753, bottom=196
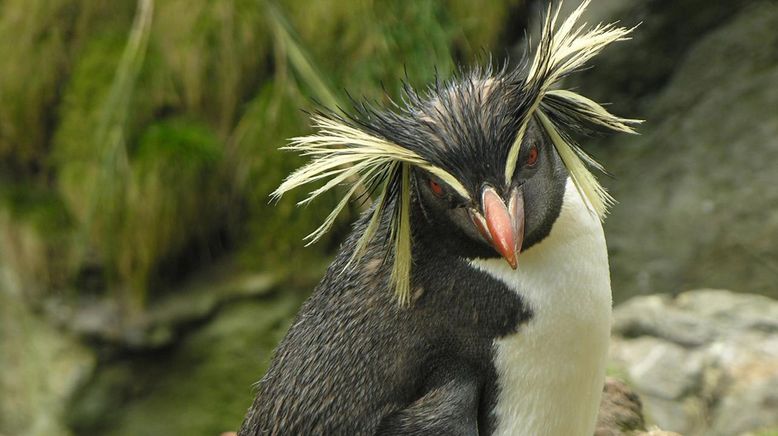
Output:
left=239, top=2, right=640, bottom=435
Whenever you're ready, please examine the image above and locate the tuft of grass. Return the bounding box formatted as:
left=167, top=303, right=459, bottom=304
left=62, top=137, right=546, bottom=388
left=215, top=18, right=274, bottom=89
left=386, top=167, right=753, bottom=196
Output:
left=0, top=0, right=75, bottom=175
left=116, top=117, right=230, bottom=308
left=0, top=185, right=74, bottom=299
left=151, top=0, right=269, bottom=134
left=54, top=0, right=155, bottom=313
left=230, top=81, right=344, bottom=272
left=0, top=0, right=135, bottom=177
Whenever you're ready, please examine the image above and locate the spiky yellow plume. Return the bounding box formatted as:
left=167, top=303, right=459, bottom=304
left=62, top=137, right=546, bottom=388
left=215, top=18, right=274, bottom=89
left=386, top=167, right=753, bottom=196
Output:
left=504, top=0, right=641, bottom=219
left=272, top=114, right=466, bottom=304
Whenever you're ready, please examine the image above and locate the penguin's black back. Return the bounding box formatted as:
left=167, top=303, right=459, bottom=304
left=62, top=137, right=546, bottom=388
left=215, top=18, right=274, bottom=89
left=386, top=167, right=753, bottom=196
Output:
left=239, top=204, right=532, bottom=435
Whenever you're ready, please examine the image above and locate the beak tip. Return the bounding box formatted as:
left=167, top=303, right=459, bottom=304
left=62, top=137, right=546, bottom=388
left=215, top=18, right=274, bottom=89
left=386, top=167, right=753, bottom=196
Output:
left=507, top=256, right=518, bottom=270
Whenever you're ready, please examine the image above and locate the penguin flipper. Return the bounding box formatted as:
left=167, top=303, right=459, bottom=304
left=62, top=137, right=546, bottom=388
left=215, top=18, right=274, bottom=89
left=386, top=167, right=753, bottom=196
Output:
left=376, top=374, right=479, bottom=436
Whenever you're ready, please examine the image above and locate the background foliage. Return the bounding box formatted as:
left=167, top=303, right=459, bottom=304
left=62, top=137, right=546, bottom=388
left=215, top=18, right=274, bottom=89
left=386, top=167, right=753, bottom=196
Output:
left=0, top=0, right=522, bottom=313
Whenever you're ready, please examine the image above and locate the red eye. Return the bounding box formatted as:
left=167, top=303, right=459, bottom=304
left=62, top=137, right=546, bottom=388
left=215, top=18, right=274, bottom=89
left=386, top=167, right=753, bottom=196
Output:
left=526, top=145, right=539, bottom=166
left=429, top=179, right=444, bottom=197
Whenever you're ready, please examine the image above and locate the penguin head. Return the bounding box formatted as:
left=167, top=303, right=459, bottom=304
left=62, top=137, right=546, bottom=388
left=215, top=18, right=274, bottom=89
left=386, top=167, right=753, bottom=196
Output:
left=274, top=1, right=640, bottom=303
left=409, top=84, right=569, bottom=268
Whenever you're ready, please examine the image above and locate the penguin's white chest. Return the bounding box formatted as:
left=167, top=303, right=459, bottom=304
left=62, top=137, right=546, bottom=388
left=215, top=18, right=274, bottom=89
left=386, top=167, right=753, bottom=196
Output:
left=470, top=179, right=612, bottom=436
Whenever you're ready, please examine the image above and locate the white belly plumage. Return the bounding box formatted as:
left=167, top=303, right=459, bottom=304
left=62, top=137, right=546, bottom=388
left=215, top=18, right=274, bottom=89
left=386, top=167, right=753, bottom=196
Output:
left=469, top=179, right=612, bottom=436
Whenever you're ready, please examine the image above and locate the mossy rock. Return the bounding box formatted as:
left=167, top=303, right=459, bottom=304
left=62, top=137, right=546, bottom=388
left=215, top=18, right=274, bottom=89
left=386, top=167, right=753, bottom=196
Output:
left=66, top=291, right=305, bottom=436
left=0, top=287, right=95, bottom=436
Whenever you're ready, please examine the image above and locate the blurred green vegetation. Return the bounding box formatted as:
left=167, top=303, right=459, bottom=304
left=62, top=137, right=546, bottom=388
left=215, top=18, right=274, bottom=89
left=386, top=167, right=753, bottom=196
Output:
left=0, top=0, right=523, bottom=315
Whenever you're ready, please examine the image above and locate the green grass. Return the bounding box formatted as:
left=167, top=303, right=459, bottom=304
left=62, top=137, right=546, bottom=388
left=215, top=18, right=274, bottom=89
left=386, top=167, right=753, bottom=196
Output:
left=0, top=0, right=523, bottom=313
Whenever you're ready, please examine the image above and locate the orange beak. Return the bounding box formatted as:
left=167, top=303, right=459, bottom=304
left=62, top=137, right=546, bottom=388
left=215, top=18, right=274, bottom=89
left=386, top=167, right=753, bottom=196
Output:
left=472, top=187, right=525, bottom=269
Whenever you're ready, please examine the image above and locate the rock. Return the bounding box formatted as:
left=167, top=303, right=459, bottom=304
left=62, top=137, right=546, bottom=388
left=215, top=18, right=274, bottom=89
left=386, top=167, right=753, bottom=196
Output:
left=674, top=290, right=778, bottom=334
left=621, top=338, right=705, bottom=400
left=0, top=267, right=96, bottom=436
left=595, top=377, right=646, bottom=435
left=613, top=295, right=719, bottom=347
left=610, top=289, right=778, bottom=435
left=712, top=370, right=778, bottom=436
left=595, top=377, right=683, bottom=436
left=572, top=0, right=755, bottom=117
left=66, top=290, right=306, bottom=436
left=638, top=430, right=683, bottom=436
left=565, top=0, right=778, bottom=303
left=42, top=266, right=285, bottom=349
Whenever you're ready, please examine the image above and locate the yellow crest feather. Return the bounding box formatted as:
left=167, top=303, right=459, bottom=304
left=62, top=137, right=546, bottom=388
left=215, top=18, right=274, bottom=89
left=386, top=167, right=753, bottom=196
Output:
left=504, top=0, right=641, bottom=218
left=273, top=114, right=463, bottom=303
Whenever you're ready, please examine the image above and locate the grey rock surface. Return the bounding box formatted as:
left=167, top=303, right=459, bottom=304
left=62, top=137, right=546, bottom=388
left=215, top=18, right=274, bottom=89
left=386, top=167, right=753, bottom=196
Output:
left=43, top=269, right=281, bottom=349
left=610, top=289, right=778, bottom=435
left=569, top=1, right=778, bottom=302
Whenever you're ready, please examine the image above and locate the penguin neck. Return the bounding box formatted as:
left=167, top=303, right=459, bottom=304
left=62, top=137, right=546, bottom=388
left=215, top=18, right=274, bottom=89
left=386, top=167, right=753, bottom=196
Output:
left=469, top=178, right=613, bottom=436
